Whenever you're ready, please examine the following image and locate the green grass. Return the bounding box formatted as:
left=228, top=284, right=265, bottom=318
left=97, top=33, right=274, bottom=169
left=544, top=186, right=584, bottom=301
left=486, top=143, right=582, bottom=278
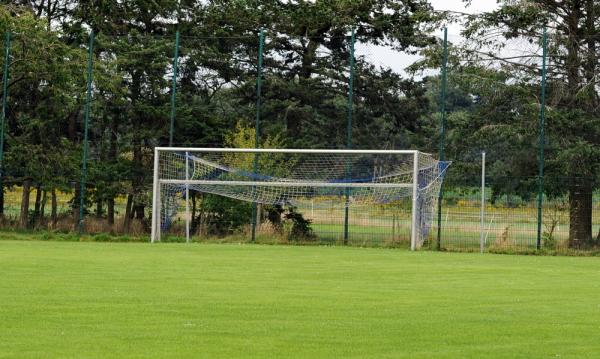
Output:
left=310, top=223, right=410, bottom=245
left=0, top=230, right=145, bottom=243
left=2, top=241, right=600, bottom=358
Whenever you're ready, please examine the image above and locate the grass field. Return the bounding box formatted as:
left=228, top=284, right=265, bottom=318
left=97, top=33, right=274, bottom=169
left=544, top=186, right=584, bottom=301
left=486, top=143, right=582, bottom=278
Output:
left=2, top=241, right=600, bottom=358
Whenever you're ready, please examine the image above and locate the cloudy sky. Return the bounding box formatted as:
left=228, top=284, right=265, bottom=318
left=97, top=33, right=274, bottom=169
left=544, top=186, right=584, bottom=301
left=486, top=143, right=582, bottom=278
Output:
left=362, top=0, right=500, bottom=74
left=433, top=0, right=499, bottom=15
left=433, top=0, right=499, bottom=35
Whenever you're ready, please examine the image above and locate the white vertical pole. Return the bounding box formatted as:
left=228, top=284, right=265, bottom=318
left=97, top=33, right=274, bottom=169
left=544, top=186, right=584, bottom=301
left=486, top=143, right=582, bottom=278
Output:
left=185, top=151, right=190, bottom=243
left=157, top=189, right=162, bottom=242
left=411, top=151, right=419, bottom=251
left=151, top=147, right=160, bottom=243
left=480, top=151, right=486, bottom=253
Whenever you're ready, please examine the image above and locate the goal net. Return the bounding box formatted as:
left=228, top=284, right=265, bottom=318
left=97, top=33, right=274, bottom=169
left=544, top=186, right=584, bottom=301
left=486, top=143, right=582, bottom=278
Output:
left=151, top=148, right=449, bottom=250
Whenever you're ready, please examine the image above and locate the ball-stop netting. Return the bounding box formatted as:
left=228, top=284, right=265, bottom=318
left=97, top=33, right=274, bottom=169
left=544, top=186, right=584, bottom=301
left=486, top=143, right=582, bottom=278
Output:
left=152, top=149, right=449, bottom=247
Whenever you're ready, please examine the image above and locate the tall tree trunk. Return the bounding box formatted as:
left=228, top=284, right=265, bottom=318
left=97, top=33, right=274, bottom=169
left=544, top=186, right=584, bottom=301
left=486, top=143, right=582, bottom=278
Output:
left=73, top=184, right=81, bottom=224
left=51, top=188, right=57, bottom=227
left=584, top=0, right=596, bottom=107
left=124, top=194, right=133, bottom=230
left=40, top=189, right=47, bottom=223
left=133, top=203, right=144, bottom=220
left=191, top=192, right=197, bottom=234
left=563, top=5, right=593, bottom=247
left=107, top=116, right=118, bottom=227
left=33, top=184, right=42, bottom=226
left=128, top=139, right=145, bottom=226
left=68, top=112, right=78, bottom=141
left=107, top=197, right=115, bottom=225
left=300, top=32, right=329, bottom=79
left=96, top=198, right=102, bottom=218
left=0, top=181, right=4, bottom=217
left=127, top=72, right=142, bottom=229
left=568, top=179, right=593, bottom=247
left=198, top=193, right=206, bottom=236
left=20, top=179, right=32, bottom=229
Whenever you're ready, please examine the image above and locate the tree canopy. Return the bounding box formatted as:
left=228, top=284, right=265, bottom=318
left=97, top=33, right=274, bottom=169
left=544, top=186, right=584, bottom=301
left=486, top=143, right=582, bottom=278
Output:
left=0, top=0, right=597, bottom=246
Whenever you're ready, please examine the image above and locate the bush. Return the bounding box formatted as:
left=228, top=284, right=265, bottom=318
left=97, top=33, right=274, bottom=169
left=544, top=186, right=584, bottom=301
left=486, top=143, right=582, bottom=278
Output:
left=284, top=207, right=316, bottom=241
left=265, top=205, right=285, bottom=234
left=201, top=194, right=253, bottom=235
left=542, top=232, right=556, bottom=250
left=92, top=233, right=112, bottom=242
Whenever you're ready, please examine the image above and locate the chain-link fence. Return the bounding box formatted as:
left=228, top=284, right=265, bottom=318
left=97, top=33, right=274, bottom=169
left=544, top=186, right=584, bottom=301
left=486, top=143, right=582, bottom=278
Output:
left=0, top=23, right=598, bottom=252
left=434, top=174, right=600, bottom=252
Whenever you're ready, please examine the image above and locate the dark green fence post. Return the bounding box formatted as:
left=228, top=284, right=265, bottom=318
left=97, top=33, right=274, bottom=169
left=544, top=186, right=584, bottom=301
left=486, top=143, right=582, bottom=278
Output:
left=0, top=32, right=11, bottom=216
left=251, top=29, right=265, bottom=243
left=168, top=30, right=180, bottom=147
left=436, top=27, right=448, bottom=250
left=536, top=28, right=548, bottom=250
left=343, top=28, right=356, bottom=245
left=79, top=30, right=95, bottom=233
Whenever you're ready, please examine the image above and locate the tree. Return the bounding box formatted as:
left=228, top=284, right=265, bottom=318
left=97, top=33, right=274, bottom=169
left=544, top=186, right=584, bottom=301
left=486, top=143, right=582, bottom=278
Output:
left=457, top=0, right=599, bottom=246
left=176, top=0, right=436, bottom=149
left=0, top=0, right=439, bottom=235
left=192, top=121, right=290, bottom=236
left=67, top=1, right=179, bottom=228
left=0, top=4, right=86, bottom=226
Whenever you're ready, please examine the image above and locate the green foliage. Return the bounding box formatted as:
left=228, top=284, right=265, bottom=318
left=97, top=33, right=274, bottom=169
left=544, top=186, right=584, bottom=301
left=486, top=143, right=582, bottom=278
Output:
left=3, top=0, right=596, bottom=246
left=0, top=0, right=437, bottom=230
left=222, top=121, right=293, bottom=176
left=263, top=204, right=316, bottom=241
left=542, top=231, right=556, bottom=250
left=195, top=121, right=292, bottom=235
left=412, top=1, right=600, bottom=244
left=200, top=194, right=253, bottom=235
left=284, top=206, right=316, bottom=241
left=265, top=204, right=285, bottom=234
left=0, top=5, right=86, bottom=195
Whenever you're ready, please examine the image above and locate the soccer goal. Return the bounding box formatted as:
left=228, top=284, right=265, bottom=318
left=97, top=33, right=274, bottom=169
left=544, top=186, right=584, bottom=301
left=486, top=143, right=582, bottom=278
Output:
left=151, top=148, right=449, bottom=250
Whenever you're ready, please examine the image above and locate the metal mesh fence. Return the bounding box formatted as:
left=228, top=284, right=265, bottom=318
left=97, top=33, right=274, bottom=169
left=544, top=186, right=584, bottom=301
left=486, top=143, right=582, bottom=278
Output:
left=0, top=23, right=598, bottom=252
left=434, top=174, right=599, bottom=252
left=425, top=26, right=600, bottom=253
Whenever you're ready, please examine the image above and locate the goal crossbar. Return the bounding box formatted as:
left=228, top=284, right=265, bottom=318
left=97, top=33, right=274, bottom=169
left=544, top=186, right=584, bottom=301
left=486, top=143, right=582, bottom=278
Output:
left=159, top=179, right=413, bottom=188
left=155, top=147, right=419, bottom=155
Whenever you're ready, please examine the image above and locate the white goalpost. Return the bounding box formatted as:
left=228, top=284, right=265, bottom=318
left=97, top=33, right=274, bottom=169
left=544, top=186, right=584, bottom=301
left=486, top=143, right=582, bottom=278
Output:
left=151, top=147, right=449, bottom=250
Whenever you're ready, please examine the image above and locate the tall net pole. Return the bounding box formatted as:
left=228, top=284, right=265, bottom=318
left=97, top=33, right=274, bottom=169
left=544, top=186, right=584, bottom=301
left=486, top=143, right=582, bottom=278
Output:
left=343, top=28, right=356, bottom=245
left=0, top=32, right=11, bottom=217
left=436, top=27, right=448, bottom=250
left=168, top=30, right=180, bottom=147
left=536, top=28, right=548, bottom=250
left=78, top=30, right=94, bottom=233
left=480, top=151, right=486, bottom=253
left=251, top=29, right=265, bottom=243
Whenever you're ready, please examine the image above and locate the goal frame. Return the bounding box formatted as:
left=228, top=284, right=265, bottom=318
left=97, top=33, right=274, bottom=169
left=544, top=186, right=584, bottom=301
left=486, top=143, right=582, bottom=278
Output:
left=151, top=147, right=421, bottom=250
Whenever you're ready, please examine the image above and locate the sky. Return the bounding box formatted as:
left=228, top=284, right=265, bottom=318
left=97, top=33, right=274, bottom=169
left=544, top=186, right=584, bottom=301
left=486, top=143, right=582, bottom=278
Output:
left=433, top=0, right=499, bottom=37
left=362, top=0, right=500, bottom=74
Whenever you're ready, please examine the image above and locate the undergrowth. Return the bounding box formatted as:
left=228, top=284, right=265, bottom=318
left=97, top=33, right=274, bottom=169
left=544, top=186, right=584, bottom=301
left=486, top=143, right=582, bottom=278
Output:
left=1, top=229, right=599, bottom=256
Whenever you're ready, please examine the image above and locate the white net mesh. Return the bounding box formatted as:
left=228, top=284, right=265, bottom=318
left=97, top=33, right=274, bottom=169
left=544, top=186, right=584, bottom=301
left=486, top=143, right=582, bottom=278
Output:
left=153, top=149, right=449, bottom=247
